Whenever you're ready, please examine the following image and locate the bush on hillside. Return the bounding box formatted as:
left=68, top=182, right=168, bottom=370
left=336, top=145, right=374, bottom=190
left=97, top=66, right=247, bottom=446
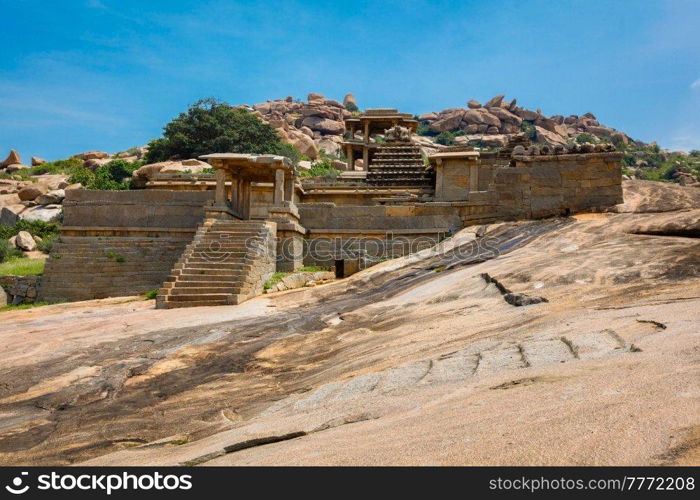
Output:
left=299, top=153, right=340, bottom=179
left=436, top=131, right=456, bottom=145
left=144, top=98, right=301, bottom=164
left=0, top=239, right=23, bottom=263
left=0, top=220, right=60, bottom=241
left=67, top=159, right=143, bottom=190
left=520, top=122, right=537, bottom=142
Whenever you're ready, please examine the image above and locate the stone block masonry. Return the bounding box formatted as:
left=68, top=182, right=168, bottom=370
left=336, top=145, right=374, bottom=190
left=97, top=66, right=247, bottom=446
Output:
left=1, top=275, right=40, bottom=305
left=39, top=190, right=214, bottom=303
left=508, top=152, right=623, bottom=218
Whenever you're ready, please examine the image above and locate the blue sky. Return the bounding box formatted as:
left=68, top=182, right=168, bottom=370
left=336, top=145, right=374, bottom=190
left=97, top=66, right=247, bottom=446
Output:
left=1, top=0, right=699, bottom=160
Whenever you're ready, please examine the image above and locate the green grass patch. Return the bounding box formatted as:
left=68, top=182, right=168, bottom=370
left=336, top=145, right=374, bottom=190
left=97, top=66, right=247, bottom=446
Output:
left=144, top=289, right=159, bottom=300
left=105, top=250, right=126, bottom=262
left=263, top=266, right=330, bottom=290
left=0, top=257, right=45, bottom=276
left=264, top=271, right=287, bottom=290
left=0, top=301, right=50, bottom=313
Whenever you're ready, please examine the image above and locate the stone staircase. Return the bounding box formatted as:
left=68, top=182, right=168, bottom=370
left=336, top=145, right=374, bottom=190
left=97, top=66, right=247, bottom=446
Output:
left=156, top=218, right=277, bottom=309
left=366, top=144, right=433, bottom=187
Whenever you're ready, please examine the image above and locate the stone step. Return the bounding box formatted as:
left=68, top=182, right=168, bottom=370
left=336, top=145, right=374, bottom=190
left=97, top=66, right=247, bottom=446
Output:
left=182, top=256, right=252, bottom=264
left=165, top=280, right=240, bottom=287
left=165, top=293, right=233, bottom=302
left=173, top=270, right=253, bottom=279
left=167, top=286, right=241, bottom=295
left=156, top=296, right=231, bottom=308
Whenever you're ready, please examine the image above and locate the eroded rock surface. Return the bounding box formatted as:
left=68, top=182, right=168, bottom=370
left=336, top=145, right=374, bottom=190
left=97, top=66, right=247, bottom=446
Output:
left=0, top=181, right=698, bottom=466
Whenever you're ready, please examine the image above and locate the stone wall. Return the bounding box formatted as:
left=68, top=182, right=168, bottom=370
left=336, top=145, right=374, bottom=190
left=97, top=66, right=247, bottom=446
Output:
left=62, top=189, right=213, bottom=228
left=299, top=203, right=463, bottom=267
left=1, top=275, right=40, bottom=305
left=496, top=152, right=623, bottom=219
left=39, top=190, right=214, bottom=303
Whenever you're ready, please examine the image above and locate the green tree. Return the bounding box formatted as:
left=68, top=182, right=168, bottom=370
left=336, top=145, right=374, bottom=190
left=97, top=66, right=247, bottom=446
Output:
left=144, top=98, right=300, bottom=164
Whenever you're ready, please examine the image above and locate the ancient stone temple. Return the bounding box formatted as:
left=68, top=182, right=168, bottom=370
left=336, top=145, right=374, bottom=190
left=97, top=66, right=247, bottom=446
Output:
left=39, top=112, right=624, bottom=307
left=343, top=109, right=418, bottom=171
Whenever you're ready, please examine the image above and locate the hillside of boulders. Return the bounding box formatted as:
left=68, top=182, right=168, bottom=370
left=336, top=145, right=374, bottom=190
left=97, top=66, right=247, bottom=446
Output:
left=240, top=92, right=699, bottom=184
left=2, top=91, right=699, bottom=195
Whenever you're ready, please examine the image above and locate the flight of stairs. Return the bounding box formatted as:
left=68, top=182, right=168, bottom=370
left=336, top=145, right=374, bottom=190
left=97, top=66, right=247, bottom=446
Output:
left=366, top=144, right=434, bottom=187
left=156, top=218, right=276, bottom=309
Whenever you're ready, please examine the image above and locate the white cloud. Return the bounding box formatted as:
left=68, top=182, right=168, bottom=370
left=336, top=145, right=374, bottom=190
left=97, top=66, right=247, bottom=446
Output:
left=691, top=78, right=700, bottom=90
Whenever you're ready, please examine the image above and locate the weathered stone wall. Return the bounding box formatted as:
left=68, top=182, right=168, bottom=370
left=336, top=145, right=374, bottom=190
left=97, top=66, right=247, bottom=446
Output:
left=299, top=203, right=466, bottom=267
left=39, top=190, right=214, bottom=303
left=495, top=152, right=623, bottom=219
left=62, top=189, right=213, bottom=228
left=1, top=275, right=40, bottom=305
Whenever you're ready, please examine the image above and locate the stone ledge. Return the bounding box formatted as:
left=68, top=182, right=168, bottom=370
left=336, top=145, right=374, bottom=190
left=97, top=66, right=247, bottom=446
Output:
left=306, top=227, right=451, bottom=235
left=512, top=152, right=624, bottom=162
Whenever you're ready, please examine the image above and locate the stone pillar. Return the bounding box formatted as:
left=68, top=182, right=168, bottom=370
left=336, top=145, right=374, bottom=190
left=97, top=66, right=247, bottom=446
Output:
left=434, top=159, right=444, bottom=200
left=469, top=163, right=479, bottom=192
left=284, top=173, right=294, bottom=202
left=225, top=173, right=233, bottom=206
left=241, top=179, right=251, bottom=219
left=347, top=146, right=354, bottom=171
left=274, top=168, right=285, bottom=206
left=230, top=175, right=239, bottom=214
left=362, top=147, right=369, bottom=171
left=363, top=121, right=369, bottom=143
left=214, top=169, right=227, bottom=206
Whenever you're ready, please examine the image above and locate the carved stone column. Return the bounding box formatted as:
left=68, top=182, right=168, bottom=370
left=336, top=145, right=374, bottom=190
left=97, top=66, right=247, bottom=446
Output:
left=274, top=168, right=285, bottom=206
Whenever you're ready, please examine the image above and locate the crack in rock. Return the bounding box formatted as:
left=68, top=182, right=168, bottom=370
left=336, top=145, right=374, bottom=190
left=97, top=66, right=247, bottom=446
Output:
left=479, top=273, right=549, bottom=306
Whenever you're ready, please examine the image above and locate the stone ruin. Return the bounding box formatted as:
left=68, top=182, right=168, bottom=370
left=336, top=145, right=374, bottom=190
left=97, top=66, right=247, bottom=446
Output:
left=38, top=108, right=624, bottom=307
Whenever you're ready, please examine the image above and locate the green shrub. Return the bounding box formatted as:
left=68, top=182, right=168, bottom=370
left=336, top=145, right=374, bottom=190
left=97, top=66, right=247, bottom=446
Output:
left=299, top=155, right=340, bottom=179
left=520, top=122, right=537, bottom=142
left=67, top=165, right=96, bottom=186
left=144, top=289, right=159, bottom=300
left=68, top=159, right=142, bottom=190
left=31, top=157, right=84, bottom=176
left=0, top=239, right=23, bottom=263
left=0, top=220, right=60, bottom=241
left=417, top=123, right=436, bottom=136
left=575, top=133, right=597, bottom=144
left=345, top=102, right=359, bottom=113
left=36, top=233, right=57, bottom=254
left=144, top=98, right=301, bottom=165
left=436, top=131, right=456, bottom=146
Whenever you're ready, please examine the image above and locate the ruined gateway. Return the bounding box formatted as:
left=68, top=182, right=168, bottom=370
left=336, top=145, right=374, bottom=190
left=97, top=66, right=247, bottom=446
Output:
left=2, top=110, right=698, bottom=467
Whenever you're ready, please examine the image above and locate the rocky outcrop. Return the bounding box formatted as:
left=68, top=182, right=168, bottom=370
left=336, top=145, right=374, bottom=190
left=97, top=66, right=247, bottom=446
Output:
left=244, top=92, right=351, bottom=159
left=131, top=159, right=211, bottom=187
left=0, top=150, right=21, bottom=169
left=416, top=94, right=635, bottom=148
left=72, top=151, right=110, bottom=161
left=31, top=157, right=46, bottom=166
